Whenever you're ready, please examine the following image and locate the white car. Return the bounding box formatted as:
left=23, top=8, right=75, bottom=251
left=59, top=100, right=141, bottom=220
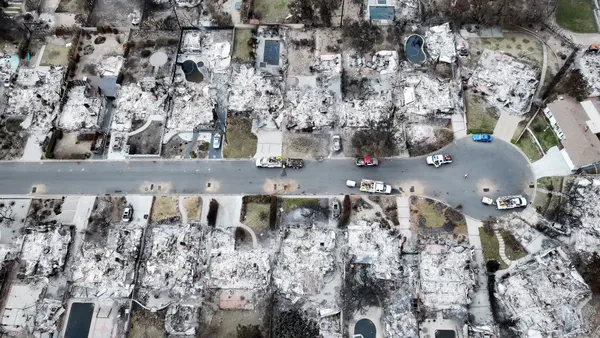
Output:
left=122, top=207, right=133, bottom=222
left=213, top=133, right=222, bottom=149
left=332, top=135, right=341, bottom=152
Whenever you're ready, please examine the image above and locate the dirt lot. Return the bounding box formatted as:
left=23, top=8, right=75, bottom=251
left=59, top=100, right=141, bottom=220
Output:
left=88, top=0, right=144, bottom=27
left=53, top=133, right=93, bottom=160
left=85, top=196, right=127, bottom=242
left=27, top=198, right=64, bottom=226
left=56, top=0, right=89, bottom=13
left=233, top=28, right=254, bottom=62
left=127, top=121, right=163, bottom=156
left=409, top=196, right=467, bottom=235
left=121, top=30, right=179, bottom=85
left=150, top=196, right=181, bottom=224
left=345, top=128, right=403, bottom=157
left=368, top=196, right=399, bottom=226
left=283, top=132, right=330, bottom=159
left=281, top=198, right=329, bottom=227
left=183, top=196, right=202, bottom=222
left=0, top=119, right=26, bottom=160
left=74, top=30, right=128, bottom=80
left=223, top=117, right=257, bottom=158
left=127, top=304, right=166, bottom=338
left=252, top=0, right=290, bottom=23
left=162, top=136, right=210, bottom=159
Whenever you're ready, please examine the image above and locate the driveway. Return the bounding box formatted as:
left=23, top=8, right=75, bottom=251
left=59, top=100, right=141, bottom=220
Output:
left=493, top=110, right=523, bottom=142
left=0, top=138, right=534, bottom=219
left=254, top=130, right=282, bottom=158
left=530, top=146, right=572, bottom=178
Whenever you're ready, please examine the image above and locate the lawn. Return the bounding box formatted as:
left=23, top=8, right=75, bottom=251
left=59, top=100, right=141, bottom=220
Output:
left=223, top=117, right=257, bottom=158
left=410, top=197, right=467, bottom=234
left=530, top=114, right=559, bottom=152
left=516, top=132, right=542, bottom=162
left=283, top=198, right=320, bottom=211
left=253, top=0, right=290, bottom=23
left=537, top=176, right=564, bottom=191
left=500, top=230, right=528, bottom=261
left=150, top=196, right=181, bottom=224
left=479, top=228, right=508, bottom=270
left=233, top=29, right=253, bottom=62
left=183, top=196, right=202, bottom=221
left=465, top=90, right=498, bottom=134
left=242, top=203, right=271, bottom=231
left=556, top=0, right=598, bottom=33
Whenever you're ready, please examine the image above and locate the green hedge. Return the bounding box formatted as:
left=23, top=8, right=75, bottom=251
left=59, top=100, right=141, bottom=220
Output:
left=467, top=129, right=494, bottom=135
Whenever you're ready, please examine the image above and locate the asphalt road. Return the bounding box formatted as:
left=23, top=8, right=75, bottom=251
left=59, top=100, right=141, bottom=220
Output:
left=0, top=138, right=534, bottom=219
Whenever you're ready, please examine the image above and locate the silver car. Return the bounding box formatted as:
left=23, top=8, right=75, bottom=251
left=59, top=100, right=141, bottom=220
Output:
left=332, top=135, right=341, bottom=152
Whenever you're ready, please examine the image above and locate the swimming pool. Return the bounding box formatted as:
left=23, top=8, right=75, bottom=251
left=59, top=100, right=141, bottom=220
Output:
left=405, top=34, right=426, bottom=65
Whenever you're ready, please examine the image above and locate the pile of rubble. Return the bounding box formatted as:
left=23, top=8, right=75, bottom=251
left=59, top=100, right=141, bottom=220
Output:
left=138, top=225, right=205, bottom=304
left=285, top=87, right=339, bottom=130
left=272, top=229, right=337, bottom=299
left=468, top=50, right=538, bottom=115
left=70, top=226, right=143, bottom=298
left=402, top=74, right=455, bottom=116
left=5, top=67, right=65, bottom=131
left=419, top=244, right=475, bottom=310
left=342, top=99, right=394, bottom=128
left=207, top=228, right=272, bottom=290
left=0, top=54, right=17, bottom=82
left=20, top=225, right=72, bottom=277
left=555, top=177, right=600, bottom=252
left=425, top=23, right=456, bottom=64
left=168, top=83, right=215, bottom=132
left=228, top=65, right=284, bottom=129
left=347, top=51, right=399, bottom=75
left=165, top=304, right=199, bottom=336
left=34, top=299, right=64, bottom=334
left=578, top=52, right=600, bottom=97
left=58, top=85, right=103, bottom=131
left=346, top=221, right=402, bottom=280
left=384, top=285, right=419, bottom=337
left=495, top=247, right=591, bottom=337
left=112, top=78, right=168, bottom=131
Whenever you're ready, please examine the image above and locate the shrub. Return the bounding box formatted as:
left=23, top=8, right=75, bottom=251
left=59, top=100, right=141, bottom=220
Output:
left=338, top=195, right=352, bottom=228
left=207, top=199, right=219, bottom=226
left=190, top=151, right=197, bottom=159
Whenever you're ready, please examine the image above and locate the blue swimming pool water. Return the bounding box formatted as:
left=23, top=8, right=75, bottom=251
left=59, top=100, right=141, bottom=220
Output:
left=355, top=318, right=376, bottom=338
left=405, top=34, right=426, bottom=65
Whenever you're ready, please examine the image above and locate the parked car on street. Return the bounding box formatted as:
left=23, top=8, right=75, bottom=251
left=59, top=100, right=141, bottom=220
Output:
left=426, top=154, right=452, bottom=167
left=356, top=156, right=378, bottom=166
left=472, top=134, right=493, bottom=142
left=332, top=135, right=341, bottom=152
left=213, top=133, right=222, bottom=149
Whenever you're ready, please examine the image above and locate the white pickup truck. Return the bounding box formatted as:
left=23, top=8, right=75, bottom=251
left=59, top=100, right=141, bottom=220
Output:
left=426, top=154, right=453, bottom=168
left=359, top=179, right=392, bottom=194
left=255, top=156, right=304, bottom=169
left=496, top=195, right=528, bottom=210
